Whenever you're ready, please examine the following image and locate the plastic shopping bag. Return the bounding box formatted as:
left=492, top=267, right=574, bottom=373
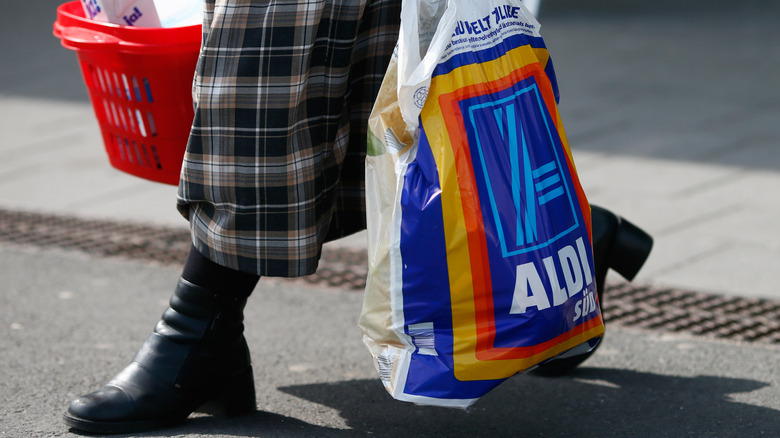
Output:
left=360, top=0, right=604, bottom=408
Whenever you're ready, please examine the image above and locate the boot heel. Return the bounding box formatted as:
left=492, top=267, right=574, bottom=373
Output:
left=198, top=367, right=256, bottom=417
left=608, top=217, right=653, bottom=282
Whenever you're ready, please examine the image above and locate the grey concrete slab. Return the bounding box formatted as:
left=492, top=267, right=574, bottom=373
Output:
left=544, top=8, right=780, bottom=170
left=0, top=97, right=186, bottom=228
left=1, top=244, right=779, bottom=437
left=573, top=152, right=780, bottom=298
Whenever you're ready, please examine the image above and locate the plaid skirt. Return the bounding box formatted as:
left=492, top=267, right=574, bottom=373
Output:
left=177, top=0, right=401, bottom=277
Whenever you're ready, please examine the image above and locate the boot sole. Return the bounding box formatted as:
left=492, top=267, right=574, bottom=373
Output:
left=63, top=412, right=186, bottom=435
left=63, top=367, right=256, bottom=434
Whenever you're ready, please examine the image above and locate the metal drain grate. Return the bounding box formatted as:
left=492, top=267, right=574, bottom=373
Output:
left=0, top=208, right=369, bottom=288
left=602, top=283, right=780, bottom=345
left=0, top=208, right=192, bottom=265
left=1, top=208, right=779, bottom=346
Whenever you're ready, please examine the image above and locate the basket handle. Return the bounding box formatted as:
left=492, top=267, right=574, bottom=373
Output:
left=54, top=23, right=121, bottom=50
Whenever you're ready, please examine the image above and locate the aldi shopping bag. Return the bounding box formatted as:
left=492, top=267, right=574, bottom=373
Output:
left=359, top=0, right=604, bottom=408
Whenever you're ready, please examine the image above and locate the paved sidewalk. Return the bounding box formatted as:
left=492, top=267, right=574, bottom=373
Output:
left=1, top=1, right=780, bottom=437
left=2, top=245, right=779, bottom=437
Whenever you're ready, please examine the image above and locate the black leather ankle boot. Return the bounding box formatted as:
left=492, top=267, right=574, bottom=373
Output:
left=590, top=205, right=654, bottom=300
left=532, top=204, right=653, bottom=376
left=63, top=278, right=256, bottom=434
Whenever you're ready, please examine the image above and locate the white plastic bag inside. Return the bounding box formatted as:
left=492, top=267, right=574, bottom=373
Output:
left=79, top=0, right=202, bottom=27
left=80, top=0, right=161, bottom=27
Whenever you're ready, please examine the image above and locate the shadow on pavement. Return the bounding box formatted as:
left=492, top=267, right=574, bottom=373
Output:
left=278, top=369, right=777, bottom=437
left=95, top=368, right=778, bottom=437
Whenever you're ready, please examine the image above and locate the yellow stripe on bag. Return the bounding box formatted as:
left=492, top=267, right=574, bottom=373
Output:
left=421, top=45, right=603, bottom=381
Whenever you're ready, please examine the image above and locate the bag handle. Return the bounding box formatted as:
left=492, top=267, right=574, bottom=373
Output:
left=397, top=0, right=458, bottom=137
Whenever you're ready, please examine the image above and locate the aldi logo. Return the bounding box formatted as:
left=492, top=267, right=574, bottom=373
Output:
left=397, top=50, right=602, bottom=389
left=460, top=80, right=579, bottom=258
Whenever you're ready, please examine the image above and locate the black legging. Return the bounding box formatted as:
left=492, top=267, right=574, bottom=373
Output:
left=181, top=245, right=260, bottom=298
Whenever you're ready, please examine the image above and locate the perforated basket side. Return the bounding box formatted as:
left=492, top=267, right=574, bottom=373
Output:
left=74, top=49, right=197, bottom=184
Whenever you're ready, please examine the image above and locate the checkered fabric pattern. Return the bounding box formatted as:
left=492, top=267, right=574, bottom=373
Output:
left=177, top=0, right=401, bottom=277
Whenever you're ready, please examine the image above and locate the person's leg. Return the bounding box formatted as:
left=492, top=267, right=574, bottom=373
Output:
left=181, top=244, right=261, bottom=295
left=63, top=0, right=401, bottom=431
left=63, top=246, right=260, bottom=434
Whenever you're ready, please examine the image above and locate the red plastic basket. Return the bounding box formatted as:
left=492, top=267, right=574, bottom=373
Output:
left=53, top=1, right=201, bottom=185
